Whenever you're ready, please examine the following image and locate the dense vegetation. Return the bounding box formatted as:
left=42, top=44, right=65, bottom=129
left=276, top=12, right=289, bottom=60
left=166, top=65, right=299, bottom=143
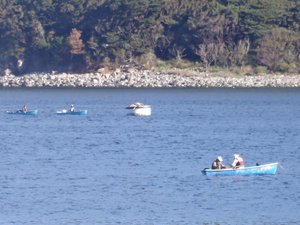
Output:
left=0, top=0, right=300, bottom=74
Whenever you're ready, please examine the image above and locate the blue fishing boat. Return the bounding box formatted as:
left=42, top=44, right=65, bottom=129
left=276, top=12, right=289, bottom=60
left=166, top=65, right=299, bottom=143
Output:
left=7, top=110, right=38, bottom=116
left=56, top=109, right=87, bottom=115
left=202, top=162, right=278, bottom=176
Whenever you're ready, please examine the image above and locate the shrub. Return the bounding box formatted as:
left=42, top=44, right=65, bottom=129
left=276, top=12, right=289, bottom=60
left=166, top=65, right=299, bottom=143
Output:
left=253, top=66, right=268, bottom=75
left=275, top=61, right=290, bottom=73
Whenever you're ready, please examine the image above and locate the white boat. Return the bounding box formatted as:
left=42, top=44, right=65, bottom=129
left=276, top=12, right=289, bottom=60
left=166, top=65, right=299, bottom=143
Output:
left=126, top=102, right=151, bottom=116
left=133, top=105, right=151, bottom=116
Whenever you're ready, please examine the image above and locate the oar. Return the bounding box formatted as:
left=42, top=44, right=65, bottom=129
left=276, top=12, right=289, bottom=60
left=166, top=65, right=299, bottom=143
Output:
left=278, top=163, right=287, bottom=172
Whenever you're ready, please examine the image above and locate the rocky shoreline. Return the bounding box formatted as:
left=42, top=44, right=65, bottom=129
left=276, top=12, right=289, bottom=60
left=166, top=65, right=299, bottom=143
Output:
left=1, top=68, right=300, bottom=88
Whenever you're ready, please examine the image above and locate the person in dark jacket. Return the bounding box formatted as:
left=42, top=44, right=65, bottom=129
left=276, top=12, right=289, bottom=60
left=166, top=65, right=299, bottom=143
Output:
left=211, top=156, right=226, bottom=169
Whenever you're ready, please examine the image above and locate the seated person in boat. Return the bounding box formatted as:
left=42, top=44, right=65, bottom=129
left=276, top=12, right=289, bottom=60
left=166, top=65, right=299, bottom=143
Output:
left=129, top=102, right=143, bottom=109
left=231, top=154, right=245, bottom=168
left=70, top=104, right=75, bottom=112
left=212, top=156, right=226, bottom=169
left=20, top=105, right=28, bottom=112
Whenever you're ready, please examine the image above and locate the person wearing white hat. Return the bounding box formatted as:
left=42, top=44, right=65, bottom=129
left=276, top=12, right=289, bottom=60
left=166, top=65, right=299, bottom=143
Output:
left=20, top=105, right=28, bottom=113
left=211, top=156, right=226, bottom=169
left=69, top=104, right=75, bottom=112
left=231, top=154, right=245, bottom=168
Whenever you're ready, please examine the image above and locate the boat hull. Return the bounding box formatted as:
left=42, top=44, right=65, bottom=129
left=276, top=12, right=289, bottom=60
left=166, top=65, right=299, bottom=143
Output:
left=56, top=110, right=87, bottom=115
left=7, top=110, right=38, bottom=115
left=133, top=106, right=151, bottom=116
left=202, top=162, right=278, bottom=176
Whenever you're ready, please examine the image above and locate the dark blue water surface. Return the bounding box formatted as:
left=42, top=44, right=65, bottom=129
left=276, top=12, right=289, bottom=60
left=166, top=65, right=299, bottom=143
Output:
left=0, top=88, right=299, bottom=225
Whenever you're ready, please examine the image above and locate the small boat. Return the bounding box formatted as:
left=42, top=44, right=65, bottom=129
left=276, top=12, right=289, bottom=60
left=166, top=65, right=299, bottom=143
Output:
left=6, top=110, right=38, bottom=116
left=56, top=109, right=87, bottom=115
left=126, top=102, right=151, bottom=116
left=202, top=162, right=278, bottom=176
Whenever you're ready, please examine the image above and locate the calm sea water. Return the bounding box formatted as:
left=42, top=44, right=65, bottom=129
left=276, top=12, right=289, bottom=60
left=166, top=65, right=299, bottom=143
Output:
left=0, top=88, right=299, bottom=225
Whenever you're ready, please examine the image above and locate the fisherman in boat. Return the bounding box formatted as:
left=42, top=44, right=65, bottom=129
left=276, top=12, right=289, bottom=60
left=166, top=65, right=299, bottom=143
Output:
left=211, top=156, right=226, bottom=169
left=129, top=102, right=143, bottom=109
left=70, top=104, right=75, bottom=112
left=231, top=154, right=245, bottom=168
left=20, top=105, right=28, bottom=113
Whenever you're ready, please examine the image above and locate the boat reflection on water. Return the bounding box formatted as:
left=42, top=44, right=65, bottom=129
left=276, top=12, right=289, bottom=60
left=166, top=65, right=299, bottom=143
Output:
left=56, top=109, right=88, bottom=115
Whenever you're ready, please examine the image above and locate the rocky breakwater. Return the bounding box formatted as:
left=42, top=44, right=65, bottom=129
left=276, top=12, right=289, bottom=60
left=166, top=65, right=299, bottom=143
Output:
left=1, top=68, right=300, bottom=88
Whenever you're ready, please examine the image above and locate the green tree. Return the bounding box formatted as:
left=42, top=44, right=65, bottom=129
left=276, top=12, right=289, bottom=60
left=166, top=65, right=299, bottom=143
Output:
left=256, top=28, right=297, bottom=72
left=0, top=0, right=25, bottom=71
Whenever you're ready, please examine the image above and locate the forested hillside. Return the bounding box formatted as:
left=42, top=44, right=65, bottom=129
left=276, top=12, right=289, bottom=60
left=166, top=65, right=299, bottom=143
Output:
left=0, top=0, right=300, bottom=74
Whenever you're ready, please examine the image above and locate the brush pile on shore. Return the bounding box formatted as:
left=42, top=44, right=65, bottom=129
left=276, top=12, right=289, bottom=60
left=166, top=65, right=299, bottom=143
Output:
left=1, top=67, right=300, bottom=88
